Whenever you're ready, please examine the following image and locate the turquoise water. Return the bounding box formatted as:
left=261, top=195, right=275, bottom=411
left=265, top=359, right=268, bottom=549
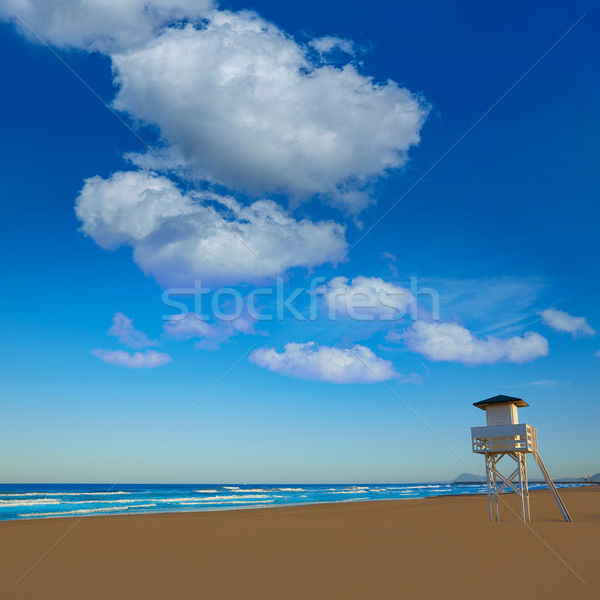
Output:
left=0, top=482, right=584, bottom=521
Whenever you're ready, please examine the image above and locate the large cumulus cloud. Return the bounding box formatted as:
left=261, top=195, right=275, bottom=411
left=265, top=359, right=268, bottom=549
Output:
left=249, top=342, right=399, bottom=383
left=397, top=321, right=549, bottom=365
left=114, top=10, right=429, bottom=211
left=2, top=2, right=429, bottom=213
left=75, top=170, right=347, bottom=286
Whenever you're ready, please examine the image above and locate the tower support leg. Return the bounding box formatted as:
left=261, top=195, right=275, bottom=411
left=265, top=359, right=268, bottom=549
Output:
left=521, top=454, right=531, bottom=522
left=492, top=460, right=499, bottom=521
left=518, top=452, right=525, bottom=522
left=533, top=451, right=572, bottom=522
left=485, top=453, right=493, bottom=522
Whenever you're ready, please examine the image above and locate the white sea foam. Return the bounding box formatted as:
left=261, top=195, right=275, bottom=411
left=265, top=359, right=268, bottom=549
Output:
left=180, top=500, right=275, bottom=506
left=0, top=491, right=129, bottom=497
left=277, top=488, right=305, bottom=492
left=1, top=497, right=161, bottom=508
left=104, top=495, right=271, bottom=503
left=18, top=504, right=157, bottom=517
left=0, top=498, right=62, bottom=507
left=329, top=497, right=370, bottom=503
left=213, top=488, right=268, bottom=493
left=180, top=495, right=269, bottom=502
left=194, top=489, right=220, bottom=493
left=137, top=496, right=199, bottom=503
left=224, top=486, right=239, bottom=490
left=66, top=499, right=158, bottom=505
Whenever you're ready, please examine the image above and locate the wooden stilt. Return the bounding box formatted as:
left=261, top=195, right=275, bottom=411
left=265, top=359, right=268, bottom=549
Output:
left=485, top=454, right=493, bottom=522
left=534, top=450, right=572, bottom=522
left=518, top=452, right=525, bottom=522
left=522, top=454, right=530, bottom=522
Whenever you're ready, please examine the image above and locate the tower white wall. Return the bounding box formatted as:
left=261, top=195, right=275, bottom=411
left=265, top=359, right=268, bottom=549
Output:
left=485, top=403, right=519, bottom=426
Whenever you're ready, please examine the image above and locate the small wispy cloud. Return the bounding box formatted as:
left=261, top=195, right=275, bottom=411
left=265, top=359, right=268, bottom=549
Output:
left=316, top=276, right=413, bottom=321
left=249, top=342, right=398, bottom=383
left=421, top=276, right=545, bottom=336
left=539, top=308, right=595, bottom=337
left=163, top=312, right=264, bottom=351
left=380, top=252, right=398, bottom=276
left=108, top=312, right=158, bottom=349
left=91, top=349, right=171, bottom=369
left=521, top=379, right=561, bottom=388
left=309, top=36, right=355, bottom=56
left=503, top=379, right=569, bottom=390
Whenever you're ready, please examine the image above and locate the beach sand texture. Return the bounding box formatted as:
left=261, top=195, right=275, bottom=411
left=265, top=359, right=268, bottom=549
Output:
left=0, top=486, right=598, bottom=599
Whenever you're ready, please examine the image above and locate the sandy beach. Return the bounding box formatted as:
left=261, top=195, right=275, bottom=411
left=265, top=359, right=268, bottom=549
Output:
left=0, top=486, right=597, bottom=599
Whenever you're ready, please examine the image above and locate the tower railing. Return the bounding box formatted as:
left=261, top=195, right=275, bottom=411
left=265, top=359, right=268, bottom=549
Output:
left=471, top=424, right=536, bottom=454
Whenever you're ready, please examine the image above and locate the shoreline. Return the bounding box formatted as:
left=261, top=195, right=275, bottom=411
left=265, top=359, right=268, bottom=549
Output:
left=1, top=493, right=447, bottom=524
left=2, top=485, right=593, bottom=525
left=0, top=482, right=590, bottom=524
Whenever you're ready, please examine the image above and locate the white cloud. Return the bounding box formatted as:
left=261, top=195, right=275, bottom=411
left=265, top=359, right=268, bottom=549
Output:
left=91, top=349, right=171, bottom=368
left=4, top=2, right=430, bottom=312
left=521, top=380, right=561, bottom=388
left=3, top=3, right=429, bottom=212
left=2, top=2, right=429, bottom=212
left=163, top=312, right=261, bottom=350
left=111, top=10, right=428, bottom=212
left=594, top=349, right=600, bottom=358
left=539, top=308, right=595, bottom=337
left=381, top=252, right=398, bottom=276
left=108, top=312, right=158, bottom=349
left=398, top=321, right=549, bottom=365
left=249, top=342, right=398, bottom=383
left=163, top=314, right=219, bottom=341
left=1, top=0, right=214, bottom=53
left=309, top=36, right=354, bottom=56
left=316, top=276, right=413, bottom=320
left=75, top=170, right=347, bottom=286
left=420, top=276, right=546, bottom=336
left=3, top=4, right=428, bottom=211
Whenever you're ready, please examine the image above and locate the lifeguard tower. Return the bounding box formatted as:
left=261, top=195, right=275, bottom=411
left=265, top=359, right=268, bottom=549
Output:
left=471, top=394, right=572, bottom=523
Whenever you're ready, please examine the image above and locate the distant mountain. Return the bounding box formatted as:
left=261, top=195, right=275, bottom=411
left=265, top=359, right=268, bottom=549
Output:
left=452, top=473, right=486, bottom=483
left=453, top=472, right=600, bottom=484
left=556, top=473, right=600, bottom=483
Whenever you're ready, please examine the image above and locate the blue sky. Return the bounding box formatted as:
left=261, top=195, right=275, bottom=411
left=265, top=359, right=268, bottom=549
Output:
left=0, top=1, right=598, bottom=483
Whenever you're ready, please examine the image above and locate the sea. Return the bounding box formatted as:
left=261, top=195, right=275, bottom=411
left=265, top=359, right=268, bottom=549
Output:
left=0, top=482, right=584, bottom=521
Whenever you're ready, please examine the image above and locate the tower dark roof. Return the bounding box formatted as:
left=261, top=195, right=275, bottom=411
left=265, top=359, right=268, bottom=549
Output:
left=473, top=394, right=529, bottom=410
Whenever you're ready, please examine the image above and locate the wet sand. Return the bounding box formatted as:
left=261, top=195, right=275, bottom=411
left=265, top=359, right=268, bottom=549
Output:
left=1, top=486, right=598, bottom=599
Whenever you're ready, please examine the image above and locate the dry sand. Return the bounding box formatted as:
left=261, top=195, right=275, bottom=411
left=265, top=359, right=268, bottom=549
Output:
left=0, top=486, right=598, bottom=599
